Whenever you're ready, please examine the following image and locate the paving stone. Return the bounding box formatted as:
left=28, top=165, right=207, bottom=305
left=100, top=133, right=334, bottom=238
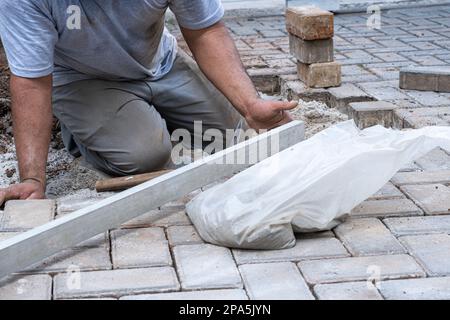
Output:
left=415, top=148, right=450, bottom=171
left=281, top=79, right=330, bottom=104
left=0, top=231, right=19, bottom=242
left=0, top=274, right=52, bottom=300
left=400, top=66, right=439, bottom=91
left=404, top=90, right=450, bottom=107
left=350, top=199, right=423, bottom=218
left=334, top=218, right=405, bottom=256
left=286, top=6, right=334, bottom=40
left=380, top=277, right=450, bottom=299
left=397, top=106, right=450, bottom=117
left=76, top=232, right=109, bottom=248
left=314, top=282, right=383, bottom=300
left=400, top=66, right=450, bottom=92
left=359, top=85, right=411, bottom=101
left=56, top=189, right=115, bottom=215
left=174, top=244, right=242, bottom=290
left=167, top=225, right=204, bottom=246
left=0, top=200, right=55, bottom=231
left=391, top=170, right=450, bottom=186
left=233, top=237, right=349, bottom=265
left=121, top=208, right=191, bottom=229
left=348, top=101, right=398, bottom=129
left=398, top=161, right=422, bottom=172
left=399, top=234, right=450, bottom=276
left=404, top=115, right=449, bottom=129
left=120, top=289, right=248, bottom=300
left=24, top=245, right=111, bottom=273
left=400, top=184, right=450, bottom=215
left=297, top=61, right=341, bottom=88
left=384, top=215, right=450, bottom=236
left=298, top=254, right=425, bottom=284
left=111, top=227, right=171, bottom=269
left=239, top=262, right=314, bottom=300
left=327, top=83, right=374, bottom=113
left=54, top=267, right=180, bottom=299
left=368, top=182, right=404, bottom=200
left=289, top=34, right=333, bottom=64
left=296, top=230, right=335, bottom=239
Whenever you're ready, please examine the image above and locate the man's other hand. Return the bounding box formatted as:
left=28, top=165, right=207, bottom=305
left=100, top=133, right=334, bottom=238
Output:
left=245, top=99, right=298, bottom=130
left=0, top=180, right=46, bottom=206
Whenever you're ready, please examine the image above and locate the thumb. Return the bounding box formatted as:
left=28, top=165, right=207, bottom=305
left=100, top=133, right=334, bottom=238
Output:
left=0, top=189, right=7, bottom=206
left=272, top=100, right=298, bottom=112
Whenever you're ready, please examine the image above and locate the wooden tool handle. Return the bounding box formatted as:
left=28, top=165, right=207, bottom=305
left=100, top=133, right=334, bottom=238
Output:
left=95, top=169, right=173, bottom=192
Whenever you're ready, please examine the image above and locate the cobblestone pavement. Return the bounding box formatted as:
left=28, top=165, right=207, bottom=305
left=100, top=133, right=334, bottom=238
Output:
left=211, top=4, right=450, bottom=129
left=1, top=5, right=450, bottom=300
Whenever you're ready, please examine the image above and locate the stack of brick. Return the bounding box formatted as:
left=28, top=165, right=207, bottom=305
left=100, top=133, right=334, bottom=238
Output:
left=286, top=6, right=341, bottom=88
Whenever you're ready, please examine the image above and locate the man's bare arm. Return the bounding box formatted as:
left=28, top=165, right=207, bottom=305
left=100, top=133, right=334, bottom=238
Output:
left=181, top=21, right=297, bottom=130
left=0, top=75, right=52, bottom=204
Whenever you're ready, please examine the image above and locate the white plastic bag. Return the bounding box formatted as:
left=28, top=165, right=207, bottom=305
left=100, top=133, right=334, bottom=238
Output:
left=186, top=121, right=450, bottom=250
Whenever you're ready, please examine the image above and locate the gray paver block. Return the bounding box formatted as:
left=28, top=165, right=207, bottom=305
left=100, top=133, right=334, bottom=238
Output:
left=404, top=90, right=450, bottom=108
left=0, top=274, right=52, bottom=300
left=391, top=170, right=450, bottom=186
left=76, top=232, right=109, bottom=248
left=400, top=66, right=450, bottom=93
left=111, top=227, right=171, bottom=269
left=56, top=192, right=115, bottom=215
left=233, top=237, right=349, bottom=265
left=167, top=225, right=204, bottom=246
left=121, top=208, right=191, bottom=229
left=399, top=234, right=450, bottom=276
left=350, top=199, right=423, bottom=218
left=404, top=115, right=449, bottom=129
left=398, top=161, right=422, bottom=172
left=286, top=6, right=334, bottom=40
left=297, top=61, right=341, bottom=88
left=400, top=67, right=439, bottom=92
left=415, top=148, right=450, bottom=171
left=368, top=182, right=404, bottom=200
left=400, top=184, right=450, bottom=215
left=0, top=200, right=55, bottom=231
left=380, top=277, right=450, bottom=300
left=384, top=215, right=450, bottom=236
left=348, top=101, right=397, bottom=129
left=298, top=254, right=425, bottom=284
left=0, top=232, right=19, bottom=242
left=174, top=244, right=242, bottom=290
left=239, top=262, right=314, bottom=300
left=120, top=289, right=248, bottom=300
left=334, top=218, right=405, bottom=256
left=24, top=245, right=111, bottom=274
left=314, top=282, right=383, bottom=300
left=54, top=267, right=180, bottom=299
left=289, top=34, right=333, bottom=64
left=328, top=83, right=374, bottom=113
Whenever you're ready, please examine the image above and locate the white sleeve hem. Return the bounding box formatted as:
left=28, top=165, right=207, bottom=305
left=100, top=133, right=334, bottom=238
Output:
left=177, top=4, right=224, bottom=30
left=9, top=64, right=54, bottom=78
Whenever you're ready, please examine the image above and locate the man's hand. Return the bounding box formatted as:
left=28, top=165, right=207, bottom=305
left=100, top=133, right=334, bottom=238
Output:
left=0, top=180, right=46, bottom=206
left=245, top=99, right=298, bottom=130
left=181, top=22, right=296, bottom=131
left=5, top=74, right=53, bottom=207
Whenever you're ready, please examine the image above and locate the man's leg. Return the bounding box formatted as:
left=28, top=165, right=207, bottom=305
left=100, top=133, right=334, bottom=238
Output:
left=53, top=79, right=172, bottom=176
left=149, top=50, right=247, bottom=149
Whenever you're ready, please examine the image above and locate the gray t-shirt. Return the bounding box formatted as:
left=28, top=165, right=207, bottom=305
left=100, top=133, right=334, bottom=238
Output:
left=0, top=0, right=224, bottom=86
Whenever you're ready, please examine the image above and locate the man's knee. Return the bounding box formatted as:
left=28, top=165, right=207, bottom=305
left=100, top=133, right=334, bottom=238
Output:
left=115, top=138, right=172, bottom=175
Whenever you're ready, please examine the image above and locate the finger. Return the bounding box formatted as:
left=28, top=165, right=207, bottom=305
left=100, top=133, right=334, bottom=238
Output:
left=272, top=100, right=299, bottom=112
left=27, top=191, right=46, bottom=200
left=266, top=112, right=293, bottom=130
